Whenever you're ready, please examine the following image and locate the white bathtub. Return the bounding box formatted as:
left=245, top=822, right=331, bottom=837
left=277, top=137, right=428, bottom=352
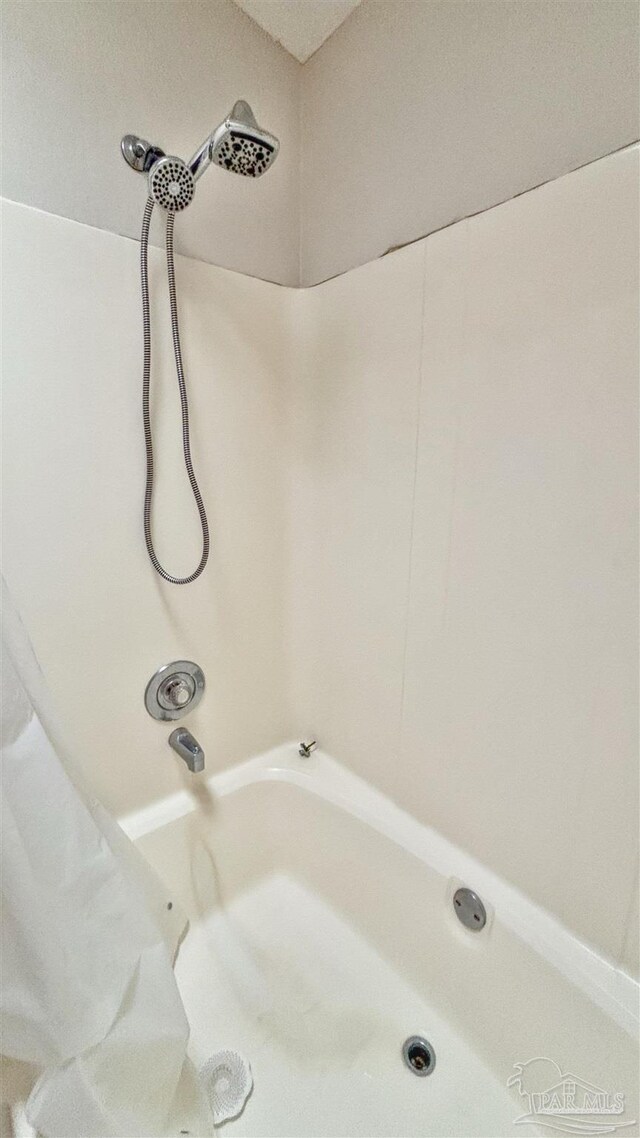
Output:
left=122, top=745, right=639, bottom=1138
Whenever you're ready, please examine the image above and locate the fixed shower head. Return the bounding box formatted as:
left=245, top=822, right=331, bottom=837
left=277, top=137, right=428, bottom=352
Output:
left=189, top=101, right=279, bottom=182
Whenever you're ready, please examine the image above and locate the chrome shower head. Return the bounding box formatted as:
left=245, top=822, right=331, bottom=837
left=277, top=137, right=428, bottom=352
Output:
left=121, top=136, right=196, bottom=211
left=148, top=156, right=195, bottom=211
left=121, top=101, right=279, bottom=211
left=189, top=101, right=279, bottom=182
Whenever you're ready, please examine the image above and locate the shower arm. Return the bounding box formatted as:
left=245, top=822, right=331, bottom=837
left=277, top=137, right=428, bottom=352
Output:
left=187, top=136, right=214, bottom=182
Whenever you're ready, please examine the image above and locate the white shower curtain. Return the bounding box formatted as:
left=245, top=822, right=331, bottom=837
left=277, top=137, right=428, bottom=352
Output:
left=1, top=583, right=214, bottom=1138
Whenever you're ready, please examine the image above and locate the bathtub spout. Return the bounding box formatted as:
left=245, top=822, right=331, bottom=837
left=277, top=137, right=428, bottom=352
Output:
left=169, top=728, right=205, bottom=773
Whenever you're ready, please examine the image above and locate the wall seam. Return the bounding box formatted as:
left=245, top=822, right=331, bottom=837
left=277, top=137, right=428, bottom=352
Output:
left=394, top=239, right=429, bottom=803
left=297, top=59, right=304, bottom=288
left=5, top=143, right=635, bottom=291
left=617, top=858, right=639, bottom=973
left=300, top=140, right=639, bottom=289
left=619, top=855, right=637, bottom=974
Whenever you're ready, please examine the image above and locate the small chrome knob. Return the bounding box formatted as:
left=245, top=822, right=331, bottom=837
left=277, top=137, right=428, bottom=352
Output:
left=160, top=677, right=192, bottom=708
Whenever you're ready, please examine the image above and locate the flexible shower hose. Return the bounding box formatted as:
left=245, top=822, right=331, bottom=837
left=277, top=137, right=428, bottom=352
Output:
left=140, top=197, right=210, bottom=584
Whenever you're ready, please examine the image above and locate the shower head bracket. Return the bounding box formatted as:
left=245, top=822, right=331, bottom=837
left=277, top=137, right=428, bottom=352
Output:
left=121, top=135, right=165, bottom=174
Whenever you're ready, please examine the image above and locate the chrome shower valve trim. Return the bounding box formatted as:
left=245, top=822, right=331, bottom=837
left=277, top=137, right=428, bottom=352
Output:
left=145, top=660, right=205, bottom=721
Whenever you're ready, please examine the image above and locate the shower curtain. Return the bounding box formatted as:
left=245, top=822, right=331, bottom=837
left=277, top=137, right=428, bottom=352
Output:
left=0, top=582, right=214, bottom=1138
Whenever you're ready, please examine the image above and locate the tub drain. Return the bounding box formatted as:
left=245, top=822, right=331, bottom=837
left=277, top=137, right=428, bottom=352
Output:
left=402, top=1036, right=436, bottom=1077
left=200, top=1050, right=253, bottom=1124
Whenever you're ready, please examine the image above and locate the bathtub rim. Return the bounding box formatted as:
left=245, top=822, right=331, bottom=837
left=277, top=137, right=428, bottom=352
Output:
left=119, top=741, right=639, bottom=1038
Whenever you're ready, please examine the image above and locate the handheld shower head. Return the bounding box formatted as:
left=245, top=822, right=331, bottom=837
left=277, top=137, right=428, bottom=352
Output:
left=121, top=137, right=195, bottom=210
left=147, top=156, right=195, bottom=211
left=189, top=101, right=279, bottom=182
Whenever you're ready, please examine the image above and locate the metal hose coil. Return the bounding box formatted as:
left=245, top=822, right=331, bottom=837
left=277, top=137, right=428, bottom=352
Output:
left=140, top=197, right=209, bottom=584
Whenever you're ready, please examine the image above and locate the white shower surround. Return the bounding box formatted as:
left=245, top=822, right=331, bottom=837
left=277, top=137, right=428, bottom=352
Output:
left=1, top=143, right=638, bottom=991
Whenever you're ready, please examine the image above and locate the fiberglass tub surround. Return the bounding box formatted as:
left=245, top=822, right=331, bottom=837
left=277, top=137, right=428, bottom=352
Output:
left=4, top=144, right=636, bottom=967
left=123, top=745, right=639, bottom=1138
left=2, top=99, right=637, bottom=1138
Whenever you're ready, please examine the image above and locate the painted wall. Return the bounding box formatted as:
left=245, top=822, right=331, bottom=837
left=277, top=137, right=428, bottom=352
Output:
left=4, top=0, right=638, bottom=289
left=2, top=200, right=292, bottom=817
left=300, top=0, right=639, bottom=284
left=290, top=146, right=639, bottom=972
left=1, top=0, right=301, bottom=285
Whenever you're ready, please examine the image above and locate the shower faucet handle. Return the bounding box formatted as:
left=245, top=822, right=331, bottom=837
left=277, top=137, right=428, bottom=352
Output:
left=161, top=677, right=192, bottom=708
